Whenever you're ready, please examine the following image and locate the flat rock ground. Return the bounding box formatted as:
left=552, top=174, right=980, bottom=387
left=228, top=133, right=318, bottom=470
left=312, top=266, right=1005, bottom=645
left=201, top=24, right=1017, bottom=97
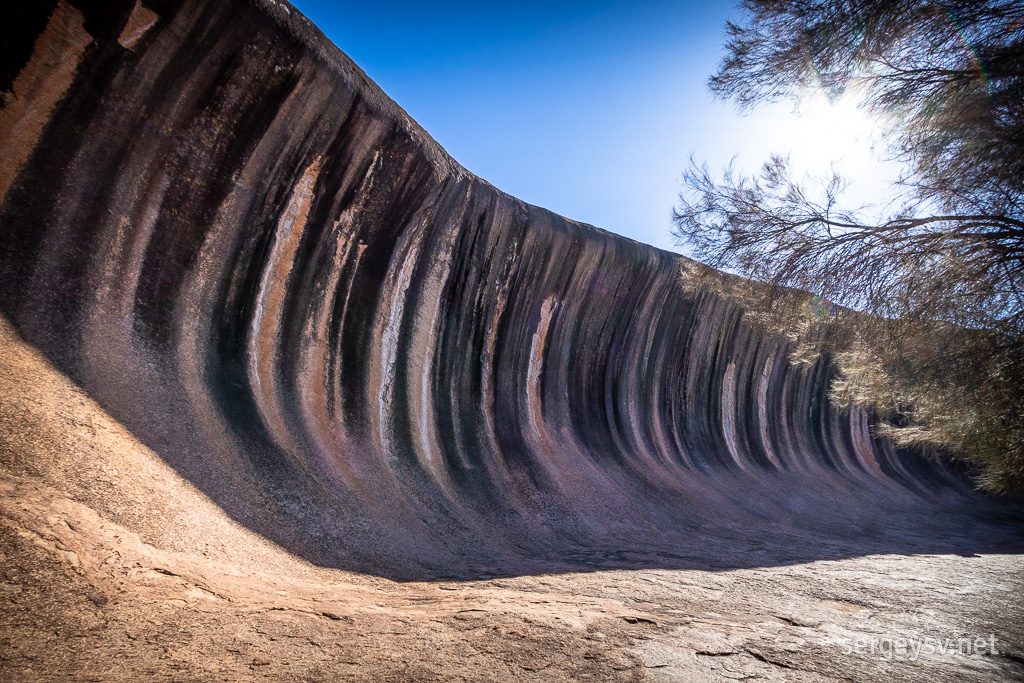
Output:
left=2, top=315, right=1023, bottom=682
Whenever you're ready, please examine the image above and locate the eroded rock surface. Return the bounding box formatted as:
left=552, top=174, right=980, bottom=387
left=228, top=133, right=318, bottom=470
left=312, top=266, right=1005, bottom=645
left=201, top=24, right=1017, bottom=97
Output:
left=1, top=1, right=1022, bottom=680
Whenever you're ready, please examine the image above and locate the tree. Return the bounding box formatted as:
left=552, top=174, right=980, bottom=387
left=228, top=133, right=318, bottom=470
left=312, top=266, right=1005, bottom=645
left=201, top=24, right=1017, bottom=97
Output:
left=673, top=0, right=1024, bottom=491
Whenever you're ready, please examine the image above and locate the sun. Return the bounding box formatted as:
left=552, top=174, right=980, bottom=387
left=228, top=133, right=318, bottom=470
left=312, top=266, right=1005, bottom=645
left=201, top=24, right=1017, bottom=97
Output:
left=778, top=90, right=886, bottom=178
left=756, top=89, right=903, bottom=208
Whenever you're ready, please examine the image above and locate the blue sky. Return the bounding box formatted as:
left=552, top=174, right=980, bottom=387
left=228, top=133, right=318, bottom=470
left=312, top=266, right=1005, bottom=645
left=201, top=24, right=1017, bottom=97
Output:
left=287, top=0, right=899, bottom=253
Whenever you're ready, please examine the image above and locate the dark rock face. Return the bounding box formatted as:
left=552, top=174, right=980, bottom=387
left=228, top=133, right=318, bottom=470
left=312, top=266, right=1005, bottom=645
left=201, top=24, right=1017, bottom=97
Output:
left=0, top=0, right=1009, bottom=579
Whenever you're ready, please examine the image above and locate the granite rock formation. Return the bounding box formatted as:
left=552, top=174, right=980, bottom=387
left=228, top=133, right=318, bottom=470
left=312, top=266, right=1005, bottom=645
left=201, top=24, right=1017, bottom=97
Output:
left=5, top=2, right=1024, bottom=681
left=0, top=0, right=1014, bottom=585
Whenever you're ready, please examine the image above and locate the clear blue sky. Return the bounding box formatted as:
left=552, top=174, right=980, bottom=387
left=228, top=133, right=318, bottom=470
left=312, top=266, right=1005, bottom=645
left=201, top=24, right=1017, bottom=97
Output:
left=287, top=0, right=899, bottom=253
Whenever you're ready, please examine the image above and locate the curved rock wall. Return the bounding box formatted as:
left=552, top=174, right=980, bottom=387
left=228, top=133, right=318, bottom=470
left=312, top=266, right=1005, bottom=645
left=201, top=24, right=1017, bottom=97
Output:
left=0, top=0, right=973, bottom=578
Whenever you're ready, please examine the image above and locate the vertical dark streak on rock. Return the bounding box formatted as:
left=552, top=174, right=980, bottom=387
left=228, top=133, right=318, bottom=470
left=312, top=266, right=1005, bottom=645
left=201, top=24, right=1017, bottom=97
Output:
left=0, top=2, right=60, bottom=95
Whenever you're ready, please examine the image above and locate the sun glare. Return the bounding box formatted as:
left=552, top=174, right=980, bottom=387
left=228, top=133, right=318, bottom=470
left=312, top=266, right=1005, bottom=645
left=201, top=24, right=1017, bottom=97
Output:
left=736, top=89, right=906, bottom=210
left=783, top=92, right=884, bottom=177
